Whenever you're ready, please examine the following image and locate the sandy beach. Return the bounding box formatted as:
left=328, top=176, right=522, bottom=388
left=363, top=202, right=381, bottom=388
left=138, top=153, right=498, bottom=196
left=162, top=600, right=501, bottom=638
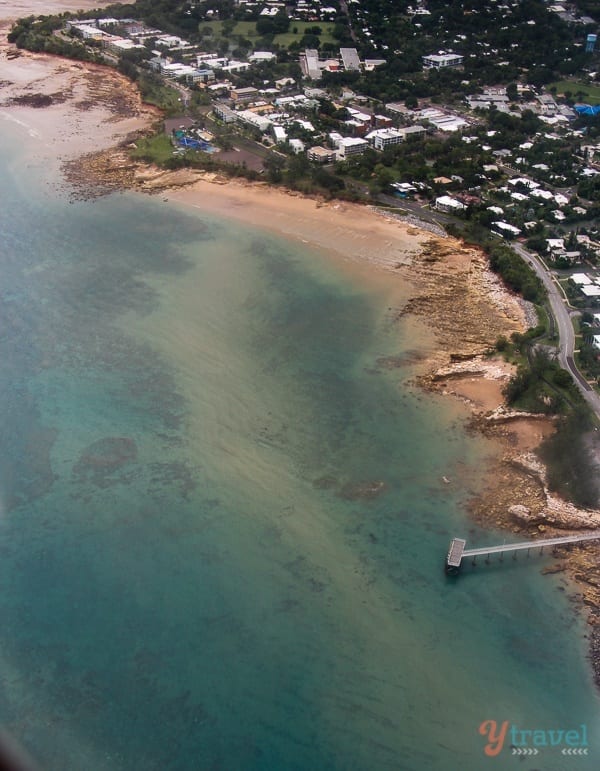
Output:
left=3, top=4, right=600, bottom=686
left=0, top=17, right=588, bottom=525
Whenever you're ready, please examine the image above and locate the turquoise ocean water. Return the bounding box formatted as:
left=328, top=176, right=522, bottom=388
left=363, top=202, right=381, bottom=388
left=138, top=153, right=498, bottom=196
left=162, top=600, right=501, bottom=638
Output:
left=0, top=117, right=599, bottom=770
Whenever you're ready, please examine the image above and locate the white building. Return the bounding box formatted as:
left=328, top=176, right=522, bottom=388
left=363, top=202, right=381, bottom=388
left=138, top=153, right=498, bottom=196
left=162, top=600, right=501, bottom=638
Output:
left=347, top=107, right=372, bottom=124
left=249, top=51, right=277, bottom=63
left=435, top=196, right=467, bottom=213
left=308, top=146, right=336, bottom=163
left=493, top=221, right=521, bottom=238
left=508, top=177, right=539, bottom=189
left=289, top=138, right=305, bottom=154
left=340, top=48, right=361, bottom=71
left=582, top=286, right=600, bottom=297
left=391, top=182, right=418, bottom=195
left=276, top=77, right=296, bottom=89
left=366, top=128, right=405, bottom=150
left=328, top=132, right=343, bottom=149
left=530, top=188, right=554, bottom=201
left=161, top=62, right=199, bottom=81
left=423, top=53, right=464, bottom=69
left=231, top=86, right=260, bottom=102
left=71, top=22, right=107, bottom=40
left=236, top=110, right=272, bottom=133
left=571, top=273, right=591, bottom=285
left=546, top=238, right=565, bottom=252
left=198, top=55, right=229, bottom=68
left=109, top=38, right=145, bottom=54
left=431, top=116, right=468, bottom=132
left=221, top=61, right=251, bottom=75
left=364, top=58, right=386, bottom=70
left=156, top=35, right=188, bottom=48
left=365, top=126, right=426, bottom=149
left=273, top=126, right=287, bottom=144
left=275, top=94, right=309, bottom=108
left=300, top=49, right=322, bottom=80
left=336, top=137, right=369, bottom=159
left=213, top=104, right=237, bottom=123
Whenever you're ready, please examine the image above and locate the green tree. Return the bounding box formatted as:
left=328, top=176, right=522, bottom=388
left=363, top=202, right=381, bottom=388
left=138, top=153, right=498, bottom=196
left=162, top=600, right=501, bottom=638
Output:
left=264, top=152, right=285, bottom=183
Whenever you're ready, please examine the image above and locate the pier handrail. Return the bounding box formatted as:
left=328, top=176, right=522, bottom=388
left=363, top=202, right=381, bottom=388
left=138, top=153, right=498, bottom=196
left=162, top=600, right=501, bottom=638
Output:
left=462, top=531, right=600, bottom=558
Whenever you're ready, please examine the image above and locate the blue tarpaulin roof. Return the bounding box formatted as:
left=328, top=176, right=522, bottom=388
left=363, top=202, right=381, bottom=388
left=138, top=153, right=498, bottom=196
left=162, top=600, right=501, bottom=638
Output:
left=575, top=104, right=600, bottom=116
left=177, top=136, right=212, bottom=151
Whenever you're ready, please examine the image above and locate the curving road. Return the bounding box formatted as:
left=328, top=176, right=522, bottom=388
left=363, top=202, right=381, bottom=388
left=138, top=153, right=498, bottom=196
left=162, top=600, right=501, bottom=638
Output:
left=512, top=242, right=600, bottom=418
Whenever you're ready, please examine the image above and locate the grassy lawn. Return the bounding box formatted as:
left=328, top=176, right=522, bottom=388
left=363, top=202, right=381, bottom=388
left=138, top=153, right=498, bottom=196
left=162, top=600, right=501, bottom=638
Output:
left=131, top=133, right=176, bottom=164
left=199, top=20, right=336, bottom=47
left=548, top=80, right=600, bottom=104
left=138, top=75, right=182, bottom=113
left=535, top=305, right=559, bottom=345
left=275, top=22, right=337, bottom=47
left=199, top=21, right=250, bottom=38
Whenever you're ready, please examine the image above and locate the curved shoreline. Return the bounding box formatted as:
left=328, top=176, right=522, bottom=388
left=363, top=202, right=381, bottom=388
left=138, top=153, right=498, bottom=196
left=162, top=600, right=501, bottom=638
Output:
left=3, top=32, right=600, bottom=686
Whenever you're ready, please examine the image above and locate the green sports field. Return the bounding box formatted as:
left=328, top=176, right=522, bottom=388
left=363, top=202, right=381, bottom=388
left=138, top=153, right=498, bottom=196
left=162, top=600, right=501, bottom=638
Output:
left=199, top=20, right=337, bottom=48
left=548, top=80, right=600, bottom=104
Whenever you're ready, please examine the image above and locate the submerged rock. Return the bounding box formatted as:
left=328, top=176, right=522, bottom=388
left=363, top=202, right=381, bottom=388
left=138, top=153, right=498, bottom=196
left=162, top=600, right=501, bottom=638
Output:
left=73, top=437, right=137, bottom=487
left=338, top=480, right=387, bottom=501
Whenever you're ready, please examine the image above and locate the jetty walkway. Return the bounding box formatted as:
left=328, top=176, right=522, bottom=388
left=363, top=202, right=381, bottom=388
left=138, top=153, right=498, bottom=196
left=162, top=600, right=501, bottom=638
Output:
left=445, top=531, right=600, bottom=574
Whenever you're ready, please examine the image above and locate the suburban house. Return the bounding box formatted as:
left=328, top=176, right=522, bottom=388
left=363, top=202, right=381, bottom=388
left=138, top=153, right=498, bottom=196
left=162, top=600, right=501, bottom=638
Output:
left=435, top=195, right=467, bottom=213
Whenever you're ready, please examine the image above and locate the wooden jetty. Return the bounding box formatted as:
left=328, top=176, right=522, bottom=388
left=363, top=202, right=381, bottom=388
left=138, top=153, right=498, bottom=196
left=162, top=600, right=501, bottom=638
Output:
left=445, top=532, right=600, bottom=574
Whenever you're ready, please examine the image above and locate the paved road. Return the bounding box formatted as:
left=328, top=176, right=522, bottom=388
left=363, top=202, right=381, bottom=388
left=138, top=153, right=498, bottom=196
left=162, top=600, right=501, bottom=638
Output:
left=339, top=0, right=358, bottom=42
left=512, top=242, right=600, bottom=418
left=375, top=193, right=454, bottom=229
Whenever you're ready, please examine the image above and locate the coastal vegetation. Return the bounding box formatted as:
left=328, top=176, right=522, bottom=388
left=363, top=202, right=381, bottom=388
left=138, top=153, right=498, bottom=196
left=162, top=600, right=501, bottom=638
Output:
left=539, top=406, right=599, bottom=508
left=502, top=348, right=578, bottom=414
left=7, top=15, right=101, bottom=61
left=485, top=242, right=545, bottom=304
left=135, top=72, right=181, bottom=112
left=500, top=342, right=600, bottom=508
